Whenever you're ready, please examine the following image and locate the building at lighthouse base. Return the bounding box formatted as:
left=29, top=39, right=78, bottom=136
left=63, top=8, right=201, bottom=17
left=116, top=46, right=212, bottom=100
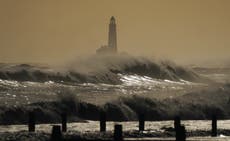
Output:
left=96, top=45, right=116, bottom=54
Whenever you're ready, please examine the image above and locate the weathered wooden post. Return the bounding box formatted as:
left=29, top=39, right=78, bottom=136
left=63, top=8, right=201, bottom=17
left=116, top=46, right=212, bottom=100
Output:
left=139, top=113, right=145, bottom=131
left=28, top=111, right=35, bottom=132
left=114, top=124, right=123, bottom=141
left=211, top=115, right=217, bottom=137
left=174, top=116, right=186, bottom=141
left=174, top=116, right=181, bottom=130
left=100, top=111, right=106, bottom=132
left=50, top=125, right=62, bottom=141
left=176, top=125, right=186, bottom=141
left=61, top=112, right=67, bottom=132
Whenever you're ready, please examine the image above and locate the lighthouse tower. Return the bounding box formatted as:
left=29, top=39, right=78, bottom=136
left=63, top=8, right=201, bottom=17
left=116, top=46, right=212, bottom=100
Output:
left=108, top=16, right=117, bottom=52
left=96, top=16, right=118, bottom=54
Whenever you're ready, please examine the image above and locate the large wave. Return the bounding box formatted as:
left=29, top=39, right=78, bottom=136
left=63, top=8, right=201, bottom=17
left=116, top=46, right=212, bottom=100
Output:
left=0, top=83, right=229, bottom=124
left=0, top=54, right=208, bottom=84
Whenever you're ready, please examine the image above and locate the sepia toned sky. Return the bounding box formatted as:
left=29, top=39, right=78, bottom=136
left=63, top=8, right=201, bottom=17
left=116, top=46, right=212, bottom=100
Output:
left=0, top=0, right=230, bottom=65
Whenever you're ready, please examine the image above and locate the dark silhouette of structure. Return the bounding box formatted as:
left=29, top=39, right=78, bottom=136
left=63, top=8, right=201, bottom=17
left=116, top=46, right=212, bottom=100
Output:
left=174, top=116, right=186, bottom=141
left=100, top=111, right=106, bottom=132
left=50, top=125, right=62, bottom=141
left=211, top=115, right=217, bottom=137
left=139, top=113, right=145, bottom=131
left=114, top=124, right=123, bottom=141
left=176, top=125, right=186, bottom=141
left=28, top=112, right=35, bottom=132
left=96, top=16, right=117, bottom=54
left=174, top=116, right=181, bottom=130
left=61, top=112, right=67, bottom=132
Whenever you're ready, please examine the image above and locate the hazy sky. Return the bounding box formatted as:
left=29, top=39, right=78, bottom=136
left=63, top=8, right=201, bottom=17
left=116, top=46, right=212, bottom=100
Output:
left=0, top=0, right=230, bottom=65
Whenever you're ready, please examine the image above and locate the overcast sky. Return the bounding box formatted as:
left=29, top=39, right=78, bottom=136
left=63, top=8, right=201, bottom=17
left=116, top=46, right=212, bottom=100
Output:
left=0, top=0, right=229, bottom=66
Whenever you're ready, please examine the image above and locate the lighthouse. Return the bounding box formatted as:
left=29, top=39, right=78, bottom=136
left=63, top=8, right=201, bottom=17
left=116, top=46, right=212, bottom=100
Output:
left=108, top=16, right=117, bottom=52
left=96, top=16, right=118, bottom=54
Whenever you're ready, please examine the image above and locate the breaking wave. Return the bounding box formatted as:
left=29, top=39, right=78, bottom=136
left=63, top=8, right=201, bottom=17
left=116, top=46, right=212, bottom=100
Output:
left=0, top=54, right=208, bottom=85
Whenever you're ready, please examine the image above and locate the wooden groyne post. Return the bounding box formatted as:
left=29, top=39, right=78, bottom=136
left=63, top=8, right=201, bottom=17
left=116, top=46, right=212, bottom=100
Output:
left=139, top=113, right=145, bottom=131
left=28, top=111, right=35, bottom=132
left=174, top=116, right=186, bottom=141
left=50, top=125, right=62, bottom=141
left=176, top=125, right=186, bottom=141
left=100, top=111, right=106, bottom=132
left=61, top=112, right=67, bottom=132
left=211, top=115, right=217, bottom=137
left=174, top=116, right=181, bottom=130
left=114, top=124, right=123, bottom=141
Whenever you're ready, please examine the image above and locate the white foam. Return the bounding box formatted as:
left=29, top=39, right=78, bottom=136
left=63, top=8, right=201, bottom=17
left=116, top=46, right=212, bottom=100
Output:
left=44, top=81, right=54, bottom=84
left=118, top=74, right=194, bottom=87
left=0, top=79, right=19, bottom=87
